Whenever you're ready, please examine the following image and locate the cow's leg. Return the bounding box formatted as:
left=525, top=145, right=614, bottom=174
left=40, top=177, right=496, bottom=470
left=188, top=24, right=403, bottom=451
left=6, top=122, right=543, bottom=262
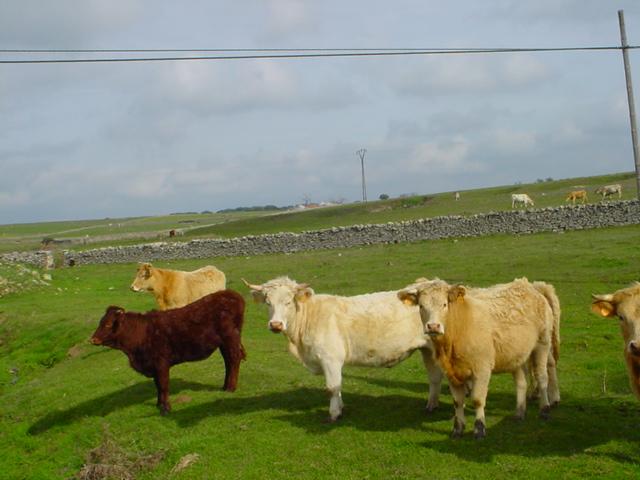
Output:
left=532, top=345, right=551, bottom=419
left=420, top=348, right=443, bottom=412
left=153, top=375, right=162, bottom=407
left=470, top=371, right=490, bottom=439
left=220, top=343, right=242, bottom=392
left=450, top=383, right=466, bottom=438
left=155, top=363, right=171, bottom=415
left=513, top=366, right=527, bottom=420
left=547, top=350, right=560, bottom=407
left=322, top=360, right=344, bottom=422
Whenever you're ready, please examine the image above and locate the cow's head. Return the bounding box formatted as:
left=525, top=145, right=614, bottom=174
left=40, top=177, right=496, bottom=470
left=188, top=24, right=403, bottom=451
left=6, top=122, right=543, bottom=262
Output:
left=91, top=306, right=126, bottom=347
left=243, top=277, right=313, bottom=333
left=398, top=278, right=465, bottom=336
left=130, top=262, right=154, bottom=292
left=592, top=283, right=640, bottom=357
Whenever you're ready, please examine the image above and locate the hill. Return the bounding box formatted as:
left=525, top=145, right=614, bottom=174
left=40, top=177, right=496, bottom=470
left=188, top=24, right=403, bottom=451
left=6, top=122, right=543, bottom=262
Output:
left=0, top=171, right=636, bottom=253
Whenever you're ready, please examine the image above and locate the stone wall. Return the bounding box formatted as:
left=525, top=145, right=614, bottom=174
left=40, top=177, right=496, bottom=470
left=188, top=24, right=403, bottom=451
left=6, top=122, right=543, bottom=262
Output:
left=0, top=250, right=54, bottom=269
left=56, top=200, right=640, bottom=266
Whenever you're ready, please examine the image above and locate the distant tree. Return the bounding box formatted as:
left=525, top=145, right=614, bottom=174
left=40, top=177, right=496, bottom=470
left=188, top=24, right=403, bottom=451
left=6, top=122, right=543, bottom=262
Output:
left=379, top=193, right=389, bottom=200
left=545, top=177, right=554, bottom=182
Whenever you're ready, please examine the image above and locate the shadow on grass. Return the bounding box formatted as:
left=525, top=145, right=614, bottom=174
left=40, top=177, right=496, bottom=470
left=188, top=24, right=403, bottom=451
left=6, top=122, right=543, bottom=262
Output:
left=27, top=379, right=217, bottom=435
left=29, top=377, right=640, bottom=465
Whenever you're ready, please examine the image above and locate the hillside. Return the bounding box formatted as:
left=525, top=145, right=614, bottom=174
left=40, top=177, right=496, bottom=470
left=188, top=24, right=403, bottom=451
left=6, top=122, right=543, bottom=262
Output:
left=0, top=171, right=636, bottom=253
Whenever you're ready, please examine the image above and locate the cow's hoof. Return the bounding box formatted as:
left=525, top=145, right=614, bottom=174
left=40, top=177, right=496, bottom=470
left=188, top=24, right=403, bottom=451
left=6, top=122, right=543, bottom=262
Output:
left=450, top=429, right=464, bottom=439
left=324, top=415, right=341, bottom=424
left=425, top=403, right=439, bottom=414
left=159, top=406, right=171, bottom=416
left=550, top=400, right=560, bottom=409
left=513, top=413, right=525, bottom=422
left=474, top=420, right=486, bottom=439
left=539, top=406, right=551, bottom=420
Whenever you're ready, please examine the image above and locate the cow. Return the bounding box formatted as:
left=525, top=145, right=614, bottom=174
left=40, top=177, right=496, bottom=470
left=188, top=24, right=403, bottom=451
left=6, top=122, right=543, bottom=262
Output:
left=242, top=277, right=443, bottom=422
left=90, top=290, right=246, bottom=415
left=511, top=193, right=534, bottom=208
left=397, top=277, right=560, bottom=439
left=595, top=184, right=622, bottom=200
left=130, top=263, right=226, bottom=310
left=455, top=192, right=460, bottom=201
left=591, top=283, right=640, bottom=400
left=565, top=190, right=588, bottom=205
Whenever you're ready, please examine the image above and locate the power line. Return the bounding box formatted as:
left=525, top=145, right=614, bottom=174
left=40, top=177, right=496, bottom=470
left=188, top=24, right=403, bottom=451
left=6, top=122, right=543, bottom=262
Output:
left=0, top=45, right=638, bottom=64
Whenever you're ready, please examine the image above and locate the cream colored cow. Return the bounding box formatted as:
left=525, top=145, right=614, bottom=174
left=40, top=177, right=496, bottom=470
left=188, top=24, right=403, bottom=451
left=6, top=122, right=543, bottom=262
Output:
left=398, top=277, right=560, bottom=439
left=243, top=277, right=443, bottom=422
left=511, top=193, right=534, bottom=208
left=592, top=283, right=640, bottom=400
left=130, top=263, right=226, bottom=310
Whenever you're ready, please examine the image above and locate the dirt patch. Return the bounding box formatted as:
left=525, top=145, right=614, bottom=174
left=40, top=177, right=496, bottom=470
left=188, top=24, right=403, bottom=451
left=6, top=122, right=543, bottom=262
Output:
left=75, top=428, right=164, bottom=480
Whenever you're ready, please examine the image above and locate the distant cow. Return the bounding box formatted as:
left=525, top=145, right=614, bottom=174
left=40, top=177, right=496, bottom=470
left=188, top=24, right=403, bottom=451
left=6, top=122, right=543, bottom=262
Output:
left=243, top=277, right=443, bottom=422
left=398, top=278, right=560, bottom=439
left=90, top=290, right=246, bottom=414
left=511, top=193, right=534, bottom=208
left=169, top=229, right=176, bottom=237
left=565, top=190, right=588, bottom=205
left=592, top=283, right=640, bottom=401
left=595, top=184, right=622, bottom=200
left=130, top=263, right=226, bottom=310
left=455, top=192, right=460, bottom=201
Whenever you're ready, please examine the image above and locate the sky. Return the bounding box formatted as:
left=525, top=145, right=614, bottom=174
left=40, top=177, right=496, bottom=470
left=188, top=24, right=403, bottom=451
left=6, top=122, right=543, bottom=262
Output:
left=1, top=1, right=639, bottom=224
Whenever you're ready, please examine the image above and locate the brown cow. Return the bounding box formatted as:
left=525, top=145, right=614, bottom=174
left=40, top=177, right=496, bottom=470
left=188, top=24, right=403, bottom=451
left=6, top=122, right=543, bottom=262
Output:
left=565, top=190, right=588, bottom=205
left=592, top=283, right=640, bottom=400
left=398, top=277, right=560, bottom=439
left=90, top=290, right=246, bottom=415
left=130, top=263, right=226, bottom=310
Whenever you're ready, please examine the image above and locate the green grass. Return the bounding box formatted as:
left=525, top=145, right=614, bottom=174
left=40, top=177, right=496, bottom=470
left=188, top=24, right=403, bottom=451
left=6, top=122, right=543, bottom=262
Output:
left=185, top=171, right=638, bottom=238
left=1, top=225, right=640, bottom=478
left=1, top=172, right=636, bottom=254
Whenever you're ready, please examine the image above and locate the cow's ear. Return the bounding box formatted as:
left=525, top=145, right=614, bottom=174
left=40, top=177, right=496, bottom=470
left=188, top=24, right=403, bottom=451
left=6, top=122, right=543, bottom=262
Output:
left=448, top=285, right=466, bottom=304
left=398, top=289, right=419, bottom=306
left=591, top=294, right=617, bottom=318
left=251, top=290, right=267, bottom=304
left=295, top=284, right=313, bottom=303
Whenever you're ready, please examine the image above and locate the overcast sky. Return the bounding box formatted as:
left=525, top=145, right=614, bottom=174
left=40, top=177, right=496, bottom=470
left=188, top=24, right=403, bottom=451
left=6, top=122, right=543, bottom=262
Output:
left=1, top=1, right=639, bottom=224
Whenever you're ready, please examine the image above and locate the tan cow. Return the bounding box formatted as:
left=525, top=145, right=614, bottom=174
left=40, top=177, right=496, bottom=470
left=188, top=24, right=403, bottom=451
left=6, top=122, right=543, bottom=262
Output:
left=243, top=277, right=443, bottom=422
left=130, top=263, right=226, bottom=310
left=591, top=283, right=640, bottom=400
left=565, top=190, right=588, bottom=205
left=398, top=277, right=560, bottom=439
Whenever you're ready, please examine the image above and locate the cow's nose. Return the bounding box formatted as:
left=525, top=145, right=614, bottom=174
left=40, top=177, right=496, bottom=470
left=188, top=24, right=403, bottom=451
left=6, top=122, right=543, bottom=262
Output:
left=269, top=321, right=284, bottom=333
left=629, top=341, right=640, bottom=356
left=426, top=323, right=442, bottom=335
left=90, top=337, right=102, bottom=345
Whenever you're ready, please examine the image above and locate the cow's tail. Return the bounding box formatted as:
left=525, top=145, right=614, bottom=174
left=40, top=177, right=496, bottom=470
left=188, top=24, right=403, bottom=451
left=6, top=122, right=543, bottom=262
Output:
left=533, top=281, right=561, bottom=362
left=240, top=343, right=247, bottom=361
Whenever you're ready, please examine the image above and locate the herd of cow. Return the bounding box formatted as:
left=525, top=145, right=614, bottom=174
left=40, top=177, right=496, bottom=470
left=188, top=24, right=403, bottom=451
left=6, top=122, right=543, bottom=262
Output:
left=90, top=261, right=639, bottom=439
left=510, top=183, right=623, bottom=208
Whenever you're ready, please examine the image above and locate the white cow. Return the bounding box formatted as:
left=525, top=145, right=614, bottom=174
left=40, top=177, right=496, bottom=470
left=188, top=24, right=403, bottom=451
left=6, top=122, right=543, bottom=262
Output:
left=511, top=193, right=535, bottom=208
left=243, top=277, right=443, bottom=422
left=595, top=184, right=622, bottom=200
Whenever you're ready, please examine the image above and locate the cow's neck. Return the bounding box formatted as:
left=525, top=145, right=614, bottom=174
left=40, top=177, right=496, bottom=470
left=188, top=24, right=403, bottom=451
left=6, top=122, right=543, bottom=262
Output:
left=285, top=300, right=312, bottom=347
left=114, top=316, right=149, bottom=352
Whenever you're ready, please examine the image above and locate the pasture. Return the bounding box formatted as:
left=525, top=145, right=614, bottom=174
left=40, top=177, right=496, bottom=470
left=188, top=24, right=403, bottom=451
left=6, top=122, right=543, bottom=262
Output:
left=1, top=224, right=640, bottom=478
left=0, top=172, right=635, bottom=254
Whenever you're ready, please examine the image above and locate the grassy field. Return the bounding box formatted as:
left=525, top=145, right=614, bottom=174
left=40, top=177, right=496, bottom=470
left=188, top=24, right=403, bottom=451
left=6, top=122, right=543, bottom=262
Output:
left=1, top=224, right=640, bottom=479
left=0, top=171, right=636, bottom=254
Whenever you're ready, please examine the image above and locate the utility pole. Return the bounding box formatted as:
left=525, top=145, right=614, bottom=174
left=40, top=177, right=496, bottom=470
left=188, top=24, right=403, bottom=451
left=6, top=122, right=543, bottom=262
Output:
left=618, top=10, right=640, bottom=199
left=356, top=148, right=367, bottom=202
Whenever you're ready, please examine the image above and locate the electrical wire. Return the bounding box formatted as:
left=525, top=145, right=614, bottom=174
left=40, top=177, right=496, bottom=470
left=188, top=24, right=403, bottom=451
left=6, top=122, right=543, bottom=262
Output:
left=0, top=45, right=638, bottom=64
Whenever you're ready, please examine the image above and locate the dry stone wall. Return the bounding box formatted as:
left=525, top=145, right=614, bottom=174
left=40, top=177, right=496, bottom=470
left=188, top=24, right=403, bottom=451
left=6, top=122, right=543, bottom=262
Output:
left=58, top=200, right=640, bottom=266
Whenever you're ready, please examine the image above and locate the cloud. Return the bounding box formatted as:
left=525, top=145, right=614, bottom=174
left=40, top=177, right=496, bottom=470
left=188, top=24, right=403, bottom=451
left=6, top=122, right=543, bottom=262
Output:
left=0, top=1, right=143, bottom=46
left=391, top=54, right=552, bottom=97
